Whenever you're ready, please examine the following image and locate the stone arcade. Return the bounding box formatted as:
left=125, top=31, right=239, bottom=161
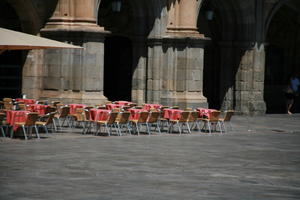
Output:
left=0, top=0, right=299, bottom=115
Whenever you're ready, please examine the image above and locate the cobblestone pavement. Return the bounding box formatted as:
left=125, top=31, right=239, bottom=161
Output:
left=0, top=114, right=300, bottom=200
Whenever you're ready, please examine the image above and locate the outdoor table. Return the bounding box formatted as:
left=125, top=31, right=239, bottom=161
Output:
left=106, top=104, right=123, bottom=110
left=6, top=110, right=30, bottom=131
left=26, top=104, right=50, bottom=115
left=69, top=104, right=87, bottom=114
left=16, top=98, right=36, bottom=104
left=114, top=101, right=133, bottom=106
left=90, top=109, right=111, bottom=121
left=163, top=109, right=183, bottom=120
left=197, top=108, right=217, bottom=119
left=143, top=104, right=162, bottom=111
left=127, top=108, right=148, bottom=120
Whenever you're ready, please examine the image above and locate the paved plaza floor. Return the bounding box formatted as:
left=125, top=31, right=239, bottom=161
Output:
left=0, top=114, right=300, bottom=200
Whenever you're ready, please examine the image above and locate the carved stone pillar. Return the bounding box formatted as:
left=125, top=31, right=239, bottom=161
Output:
left=146, top=0, right=208, bottom=108
left=37, top=0, right=108, bottom=104
left=167, top=0, right=203, bottom=36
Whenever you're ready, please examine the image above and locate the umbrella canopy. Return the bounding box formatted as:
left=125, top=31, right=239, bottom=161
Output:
left=0, top=27, right=83, bottom=51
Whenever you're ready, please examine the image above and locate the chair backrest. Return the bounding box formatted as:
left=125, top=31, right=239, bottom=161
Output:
left=73, top=108, right=85, bottom=121
left=59, top=106, right=70, bottom=117
left=85, top=106, right=94, bottom=110
left=52, top=101, right=61, bottom=106
left=188, top=111, right=199, bottom=122
left=160, top=106, right=169, bottom=110
left=106, top=112, right=118, bottom=124
left=45, top=106, right=56, bottom=114
left=137, top=111, right=149, bottom=123
left=209, top=111, right=221, bottom=121
left=0, top=113, right=5, bottom=124
left=84, top=109, right=91, bottom=121
left=112, top=108, right=121, bottom=112
left=223, top=110, right=234, bottom=121
left=147, top=112, right=160, bottom=123
left=171, top=106, right=179, bottom=109
left=18, top=104, right=26, bottom=110
left=37, top=101, right=45, bottom=105
left=4, top=102, right=13, bottom=110
left=116, top=112, right=130, bottom=124
left=3, top=98, right=12, bottom=102
left=178, top=111, right=191, bottom=122
left=25, top=113, right=39, bottom=126
left=44, top=112, right=56, bottom=125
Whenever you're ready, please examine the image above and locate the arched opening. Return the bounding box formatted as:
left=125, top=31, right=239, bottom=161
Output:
left=0, top=1, right=24, bottom=99
left=104, top=36, right=133, bottom=101
left=198, top=1, right=222, bottom=109
left=98, top=0, right=135, bottom=101
left=265, top=1, right=300, bottom=113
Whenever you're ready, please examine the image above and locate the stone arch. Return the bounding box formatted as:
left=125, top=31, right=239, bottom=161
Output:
left=264, top=0, right=300, bottom=113
left=97, top=0, right=165, bottom=103
left=0, top=0, right=44, bottom=99
left=198, top=0, right=248, bottom=110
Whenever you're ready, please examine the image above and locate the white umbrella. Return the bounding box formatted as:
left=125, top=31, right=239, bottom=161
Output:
left=0, top=27, right=83, bottom=53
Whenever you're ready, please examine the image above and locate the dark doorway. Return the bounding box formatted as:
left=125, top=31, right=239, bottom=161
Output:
left=104, top=36, right=133, bottom=101
left=0, top=1, right=24, bottom=99
left=198, top=1, right=222, bottom=109
left=264, top=2, right=300, bottom=113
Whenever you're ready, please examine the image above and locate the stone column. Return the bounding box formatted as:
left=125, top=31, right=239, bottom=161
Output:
left=37, top=0, right=108, bottom=105
left=132, top=37, right=147, bottom=105
left=235, top=43, right=266, bottom=115
left=146, top=0, right=208, bottom=108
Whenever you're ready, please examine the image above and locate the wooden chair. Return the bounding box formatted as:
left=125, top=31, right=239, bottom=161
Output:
left=146, top=111, right=161, bottom=135
left=0, top=113, right=8, bottom=137
left=219, top=110, right=234, bottom=132
left=14, top=112, right=40, bottom=140
left=18, top=103, right=26, bottom=110
left=201, top=110, right=222, bottom=134
left=3, top=98, right=12, bottom=103
left=188, top=111, right=201, bottom=132
left=159, top=110, right=169, bottom=132
left=130, top=111, right=149, bottom=135
left=54, top=106, right=70, bottom=129
left=36, top=112, right=57, bottom=134
left=114, top=112, right=131, bottom=136
left=95, top=112, right=118, bottom=136
left=168, top=111, right=191, bottom=134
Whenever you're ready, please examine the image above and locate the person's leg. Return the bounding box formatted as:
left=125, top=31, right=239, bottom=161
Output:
left=287, top=98, right=294, bottom=114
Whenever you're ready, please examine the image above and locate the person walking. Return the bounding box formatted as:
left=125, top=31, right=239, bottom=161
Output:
left=285, top=74, right=299, bottom=114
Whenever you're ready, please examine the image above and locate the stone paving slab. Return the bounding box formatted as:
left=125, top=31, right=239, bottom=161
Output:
left=0, top=114, right=300, bottom=200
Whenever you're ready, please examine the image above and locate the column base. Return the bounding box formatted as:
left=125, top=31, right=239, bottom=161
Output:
left=161, top=92, right=208, bottom=109
left=39, top=90, right=107, bottom=106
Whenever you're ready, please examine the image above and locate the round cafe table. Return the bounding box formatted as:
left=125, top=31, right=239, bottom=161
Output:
left=69, top=104, right=86, bottom=114
left=163, top=109, right=183, bottom=120
left=6, top=110, right=30, bottom=131
left=196, top=108, right=217, bottom=119
left=26, top=104, right=50, bottom=115
left=90, top=109, right=111, bottom=121
left=127, top=108, right=148, bottom=120
left=16, top=98, right=36, bottom=104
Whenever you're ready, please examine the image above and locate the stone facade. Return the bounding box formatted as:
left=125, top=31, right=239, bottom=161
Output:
left=1, top=0, right=300, bottom=114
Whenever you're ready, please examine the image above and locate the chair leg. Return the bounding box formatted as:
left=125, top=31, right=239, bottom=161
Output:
left=186, top=122, right=191, bottom=134
left=0, top=127, right=5, bottom=137
left=22, top=126, right=28, bottom=140
left=146, top=123, right=151, bottom=135
left=34, top=125, right=40, bottom=139
left=43, top=125, right=49, bottom=135
left=207, top=122, right=212, bottom=134
left=177, top=122, right=182, bottom=135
